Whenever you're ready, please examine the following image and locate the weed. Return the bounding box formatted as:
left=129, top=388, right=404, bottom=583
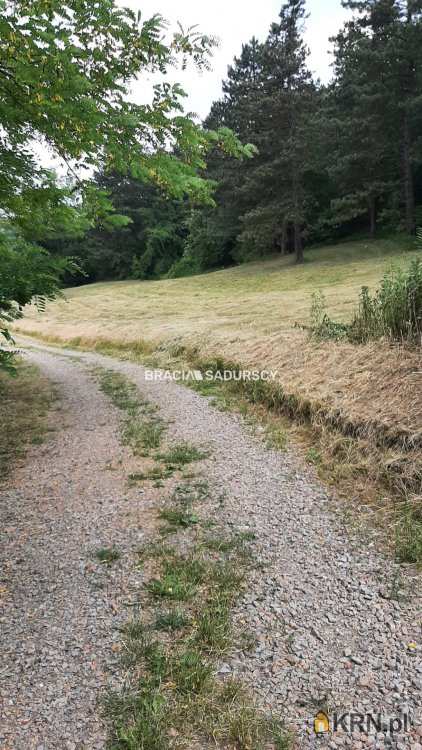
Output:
left=104, top=680, right=168, bottom=750
left=106, top=528, right=289, bottom=749
left=265, top=424, right=288, bottom=451
left=210, top=561, right=245, bottom=601
left=306, top=447, right=321, bottom=465
left=143, top=640, right=168, bottom=680
left=96, top=369, right=165, bottom=455
left=308, top=291, right=349, bottom=341
left=96, top=369, right=139, bottom=411
left=172, top=478, right=210, bottom=505
left=136, top=541, right=175, bottom=562
left=171, top=649, right=212, bottom=694
left=159, top=508, right=200, bottom=529
left=307, top=254, right=422, bottom=345
left=158, top=442, right=208, bottom=468
left=203, top=531, right=255, bottom=554
left=128, top=466, right=172, bottom=482
left=395, top=498, right=422, bottom=564
left=95, top=546, right=121, bottom=565
left=146, top=555, right=207, bottom=600
left=154, top=610, right=189, bottom=631
left=123, top=418, right=165, bottom=453
left=196, top=679, right=290, bottom=750
left=122, top=619, right=145, bottom=641
left=203, top=536, right=239, bottom=553
left=194, top=599, right=231, bottom=653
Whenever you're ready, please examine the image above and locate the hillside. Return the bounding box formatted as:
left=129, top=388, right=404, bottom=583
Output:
left=17, top=237, right=422, bottom=440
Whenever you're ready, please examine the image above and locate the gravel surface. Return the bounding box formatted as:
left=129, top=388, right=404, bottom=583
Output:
left=1, top=340, right=421, bottom=750
left=0, top=348, right=159, bottom=749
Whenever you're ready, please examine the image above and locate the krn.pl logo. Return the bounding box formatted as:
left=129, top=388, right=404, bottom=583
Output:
left=314, top=711, right=330, bottom=734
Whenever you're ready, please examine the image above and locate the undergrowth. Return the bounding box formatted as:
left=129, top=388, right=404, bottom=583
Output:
left=308, top=253, right=422, bottom=345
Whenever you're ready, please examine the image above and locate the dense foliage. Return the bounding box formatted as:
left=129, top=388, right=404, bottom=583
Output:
left=0, top=0, right=254, bottom=367
left=196, top=0, right=422, bottom=267
left=60, top=0, right=422, bottom=280
left=309, top=231, right=422, bottom=344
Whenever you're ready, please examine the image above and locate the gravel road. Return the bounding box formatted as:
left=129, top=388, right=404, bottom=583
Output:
left=1, top=341, right=421, bottom=750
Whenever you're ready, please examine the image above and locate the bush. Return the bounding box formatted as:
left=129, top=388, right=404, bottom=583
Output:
left=349, top=257, right=422, bottom=343
left=308, top=291, right=349, bottom=341
left=167, top=254, right=200, bottom=278
left=308, top=249, right=422, bottom=346
left=0, top=226, right=77, bottom=372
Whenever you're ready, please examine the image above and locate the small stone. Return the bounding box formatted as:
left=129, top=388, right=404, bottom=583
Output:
left=358, top=672, right=374, bottom=688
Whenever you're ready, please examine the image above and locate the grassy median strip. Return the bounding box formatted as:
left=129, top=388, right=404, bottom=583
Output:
left=96, top=368, right=290, bottom=749
left=107, top=496, right=290, bottom=750
left=96, top=368, right=166, bottom=455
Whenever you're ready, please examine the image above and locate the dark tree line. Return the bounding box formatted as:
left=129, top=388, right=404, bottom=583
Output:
left=55, top=0, right=422, bottom=282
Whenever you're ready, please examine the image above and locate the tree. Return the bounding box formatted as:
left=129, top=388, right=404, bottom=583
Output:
left=200, top=39, right=264, bottom=268
left=47, top=172, right=189, bottom=281
left=238, top=0, right=317, bottom=263
left=0, top=225, right=77, bottom=372
left=337, top=0, right=422, bottom=235
left=0, top=0, right=251, bottom=368
left=328, top=7, right=399, bottom=236
left=185, top=3, right=318, bottom=267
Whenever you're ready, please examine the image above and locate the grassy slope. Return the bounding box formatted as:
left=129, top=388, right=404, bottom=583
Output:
left=16, top=236, right=422, bottom=436
left=16, top=236, right=416, bottom=340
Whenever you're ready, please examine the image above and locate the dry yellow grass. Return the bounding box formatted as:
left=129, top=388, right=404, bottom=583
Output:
left=16, top=236, right=422, bottom=439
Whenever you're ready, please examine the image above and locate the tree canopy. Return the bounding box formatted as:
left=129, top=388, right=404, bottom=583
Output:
left=0, top=0, right=254, bottom=368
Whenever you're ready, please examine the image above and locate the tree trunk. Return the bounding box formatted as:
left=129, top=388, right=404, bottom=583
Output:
left=403, top=113, right=416, bottom=235
left=294, top=221, right=303, bottom=264
left=281, top=219, right=288, bottom=255
left=292, top=168, right=304, bottom=264
left=368, top=196, right=376, bottom=238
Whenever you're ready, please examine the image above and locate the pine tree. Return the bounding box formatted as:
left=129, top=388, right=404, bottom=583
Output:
left=337, top=0, right=422, bottom=234
left=328, top=5, right=399, bottom=236
left=197, top=39, right=265, bottom=268
left=239, top=0, right=317, bottom=263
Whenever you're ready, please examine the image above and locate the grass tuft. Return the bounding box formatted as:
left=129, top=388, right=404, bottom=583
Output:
left=154, top=609, right=189, bottom=631
left=146, top=557, right=206, bottom=601
left=159, top=507, right=200, bottom=529
left=158, top=442, right=208, bottom=468
left=96, top=369, right=165, bottom=455
left=395, top=498, right=422, bottom=564
left=95, top=546, right=121, bottom=565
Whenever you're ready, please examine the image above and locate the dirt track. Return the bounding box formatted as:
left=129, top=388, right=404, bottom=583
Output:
left=1, top=340, right=421, bottom=749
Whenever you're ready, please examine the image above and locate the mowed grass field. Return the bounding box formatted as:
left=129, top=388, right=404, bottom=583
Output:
left=16, top=236, right=422, bottom=436
left=17, top=236, right=418, bottom=342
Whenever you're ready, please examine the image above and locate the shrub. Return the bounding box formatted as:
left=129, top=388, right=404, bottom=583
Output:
left=308, top=250, right=422, bottom=346
left=349, top=257, right=422, bottom=344
left=309, top=291, right=349, bottom=341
